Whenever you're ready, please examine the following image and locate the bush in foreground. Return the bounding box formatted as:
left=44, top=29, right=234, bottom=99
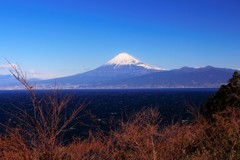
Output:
left=2, top=107, right=240, bottom=159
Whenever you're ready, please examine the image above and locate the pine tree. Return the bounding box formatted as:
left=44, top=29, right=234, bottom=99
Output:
left=202, top=71, right=240, bottom=119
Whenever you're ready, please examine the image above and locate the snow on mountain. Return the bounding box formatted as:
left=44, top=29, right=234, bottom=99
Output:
left=105, top=52, right=162, bottom=70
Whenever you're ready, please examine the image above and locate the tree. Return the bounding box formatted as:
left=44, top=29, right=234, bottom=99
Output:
left=202, top=71, right=240, bottom=120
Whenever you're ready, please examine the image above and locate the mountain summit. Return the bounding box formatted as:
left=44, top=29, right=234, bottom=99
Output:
left=105, top=52, right=161, bottom=70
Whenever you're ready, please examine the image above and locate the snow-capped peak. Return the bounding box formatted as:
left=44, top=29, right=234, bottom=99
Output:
left=106, top=52, right=140, bottom=65
left=105, top=52, right=162, bottom=70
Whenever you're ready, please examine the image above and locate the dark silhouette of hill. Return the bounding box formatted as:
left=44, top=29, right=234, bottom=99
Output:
left=202, top=71, right=240, bottom=119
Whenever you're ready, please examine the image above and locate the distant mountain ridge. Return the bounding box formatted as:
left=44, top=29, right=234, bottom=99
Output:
left=0, top=53, right=239, bottom=89
left=0, top=75, right=18, bottom=87
left=110, top=66, right=236, bottom=88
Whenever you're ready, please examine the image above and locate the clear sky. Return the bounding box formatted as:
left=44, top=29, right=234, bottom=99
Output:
left=0, top=0, right=240, bottom=79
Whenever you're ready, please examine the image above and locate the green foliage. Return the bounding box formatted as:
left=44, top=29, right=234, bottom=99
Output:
left=203, top=71, right=240, bottom=119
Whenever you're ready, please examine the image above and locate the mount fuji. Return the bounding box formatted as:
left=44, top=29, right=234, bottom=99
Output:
left=41, top=52, right=163, bottom=88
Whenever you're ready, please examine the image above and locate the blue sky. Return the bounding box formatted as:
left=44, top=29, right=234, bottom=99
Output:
left=0, top=0, right=239, bottom=79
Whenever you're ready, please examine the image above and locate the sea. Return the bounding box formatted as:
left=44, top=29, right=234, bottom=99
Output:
left=0, top=89, right=217, bottom=141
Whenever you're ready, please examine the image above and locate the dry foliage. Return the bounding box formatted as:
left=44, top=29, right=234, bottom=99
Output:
left=2, top=105, right=240, bottom=159
left=63, top=108, right=240, bottom=160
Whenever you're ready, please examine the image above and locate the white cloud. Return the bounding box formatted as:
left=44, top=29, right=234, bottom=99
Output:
left=0, top=63, right=88, bottom=78
left=0, top=64, right=60, bottom=79
left=26, top=70, right=61, bottom=80
left=0, top=63, right=18, bottom=70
